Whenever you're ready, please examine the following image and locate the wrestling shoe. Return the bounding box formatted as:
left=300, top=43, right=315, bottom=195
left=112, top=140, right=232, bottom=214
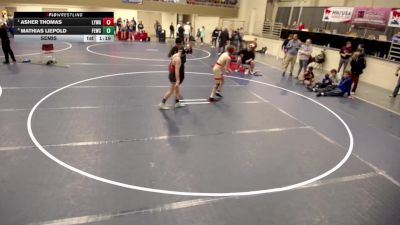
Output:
left=174, top=102, right=185, bottom=108
left=208, top=97, right=218, bottom=102
left=159, top=103, right=169, bottom=110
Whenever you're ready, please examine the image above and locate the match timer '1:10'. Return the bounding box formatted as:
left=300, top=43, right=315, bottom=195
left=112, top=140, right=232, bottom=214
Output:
left=14, top=12, right=115, bottom=42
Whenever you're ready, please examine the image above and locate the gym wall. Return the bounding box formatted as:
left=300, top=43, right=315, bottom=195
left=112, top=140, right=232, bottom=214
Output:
left=5, top=0, right=238, bottom=18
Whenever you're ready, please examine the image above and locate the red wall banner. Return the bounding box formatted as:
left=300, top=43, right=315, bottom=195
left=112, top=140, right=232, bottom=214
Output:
left=351, top=7, right=391, bottom=30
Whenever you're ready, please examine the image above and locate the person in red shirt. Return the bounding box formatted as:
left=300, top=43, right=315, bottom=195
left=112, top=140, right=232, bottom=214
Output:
left=298, top=22, right=305, bottom=30
left=338, top=41, right=353, bottom=75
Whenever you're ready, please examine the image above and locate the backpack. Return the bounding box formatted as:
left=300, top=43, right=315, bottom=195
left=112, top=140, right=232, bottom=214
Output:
left=314, top=50, right=325, bottom=63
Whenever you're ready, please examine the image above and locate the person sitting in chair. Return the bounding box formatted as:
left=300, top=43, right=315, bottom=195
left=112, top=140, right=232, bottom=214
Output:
left=236, top=43, right=256, bottom=75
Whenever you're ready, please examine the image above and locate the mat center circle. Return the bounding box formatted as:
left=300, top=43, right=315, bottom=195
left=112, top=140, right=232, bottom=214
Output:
left=27, top=71, right=353, bottom=197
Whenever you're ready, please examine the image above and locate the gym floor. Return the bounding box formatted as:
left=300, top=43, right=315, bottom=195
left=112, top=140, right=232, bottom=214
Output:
left=0, top=40, right=399, bottom=225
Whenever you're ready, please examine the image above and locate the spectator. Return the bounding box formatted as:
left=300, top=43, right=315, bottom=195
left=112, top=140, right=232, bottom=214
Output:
left=301, top=66, right=315, bottom=89
left=218, top=27, right=230, bottom=55
left=291, top=21, right=297, bottom=29
left=391, top=31, right=400, bottom=42
left=157, top=22, right=162, bottom=38
left=282, top=34, right=293, bottom=58
left=196, top=28, right=201, bottom=41
left=178, top=23, right=184, bottom=42
left=120, top=20, right=127, bottom=40
left=350, top=50, right=366, bottom=94
left=282, top=33, right=301, bottom=76
left=338, top=41, right=353, bottom=75
left=357, top=43, right=365, bottom=56
left=316, top=71, right=353, bottom=98
left=127, top=20, right=134, bottom=41
left=330, top=69, right=340, bottom=84
left=190, top=23, right=194, bottom=39
left=200, top=26, right=205, bottom=45
left=310, top=73, right=333, bottom=92
left=390, top=65, right=400, bottom=98
left=169, top=22, right=175, bottom=39
left=236, top=43, right=256, bottom=75
left=153, top=21, right=162, bottom=38
left=154, top=21, right=159, bottom=37
left=238, top=27, right=244, bottom=50
left=7, top=15, right=14, bottom=37
left=183, top=21, right=191, bottom=44
left=116, top=17, right=122, bottom=32
left=231, top=29, right=241, bottom=51
left=0, top=23, right=16, bottom=64
left=138, top=21, right=144, bottom=32
left=211, top=27, right=220, bottom=48
left=298, top=22, right=305, bottom=30
left=132, top=17, right=137, bottom=33
left=297, top=38, right=313, bottom=78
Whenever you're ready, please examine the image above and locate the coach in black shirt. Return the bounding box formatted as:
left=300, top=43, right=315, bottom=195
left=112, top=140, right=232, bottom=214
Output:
left=236, top=43, right=256, bottom=74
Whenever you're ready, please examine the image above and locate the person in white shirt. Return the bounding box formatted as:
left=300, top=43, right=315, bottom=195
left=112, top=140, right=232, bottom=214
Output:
left=183, top=21, right=191, bottom=44
left=297, top=38, right=313, bottom=78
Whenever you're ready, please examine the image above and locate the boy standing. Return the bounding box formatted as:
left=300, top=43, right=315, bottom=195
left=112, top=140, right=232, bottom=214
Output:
left=209, top=46, right=235, bottom=102
left=159, top=51, right=185, bottom=109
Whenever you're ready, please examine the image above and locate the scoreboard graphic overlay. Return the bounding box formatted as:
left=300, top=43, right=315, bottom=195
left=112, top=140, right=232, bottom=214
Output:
left=14, top=12, right=114, bottom=42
